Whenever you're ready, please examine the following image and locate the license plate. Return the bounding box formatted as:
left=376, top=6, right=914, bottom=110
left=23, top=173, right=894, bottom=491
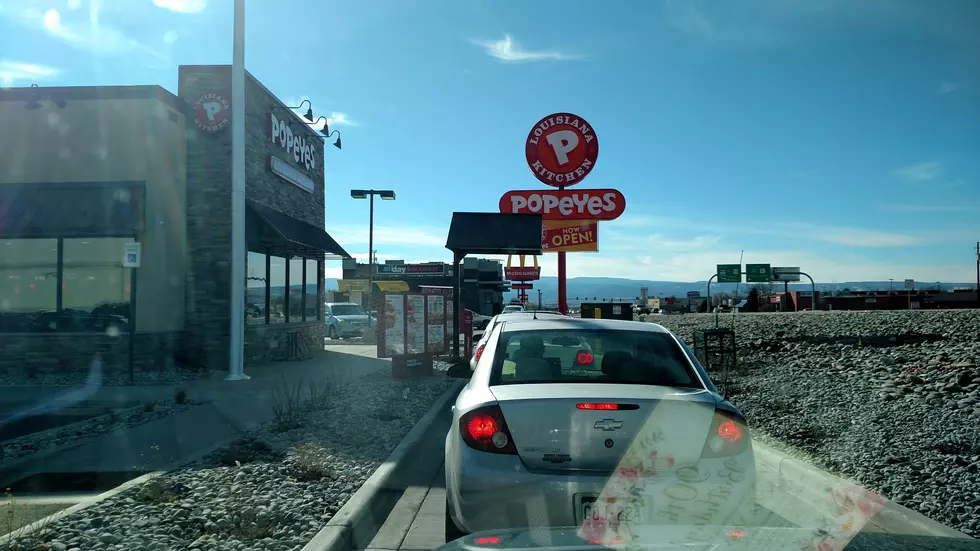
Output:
left=581, top=496, right=639, bottom=525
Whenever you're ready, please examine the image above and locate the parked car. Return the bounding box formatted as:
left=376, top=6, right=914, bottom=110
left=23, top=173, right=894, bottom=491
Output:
left=324, top=302, right=374, bottom=339
left=467, top=309, right=492, bottom=330
left=501, top=304, right=525, bottom=314
left=445, top=317, right=755, bottom=539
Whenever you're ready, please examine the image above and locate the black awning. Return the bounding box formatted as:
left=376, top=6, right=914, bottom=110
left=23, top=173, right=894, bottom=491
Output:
left=445, top=212, right=542, bottom=255
left=0, top=182, right=141, bottom=238
left=246, top=201, right=351, bottom=259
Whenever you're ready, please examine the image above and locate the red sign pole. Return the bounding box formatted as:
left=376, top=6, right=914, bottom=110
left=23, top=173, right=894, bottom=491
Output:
left=557, top=185, right=567, bottom=314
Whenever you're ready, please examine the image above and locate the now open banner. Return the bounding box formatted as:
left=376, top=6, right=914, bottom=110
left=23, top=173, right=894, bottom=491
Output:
left=542, top=220, right=598, bottom=253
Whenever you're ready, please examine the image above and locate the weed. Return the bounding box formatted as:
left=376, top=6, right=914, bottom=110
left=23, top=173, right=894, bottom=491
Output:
left=1, top=488, right=57, bottom=551
left=135, top=479, right=185, bottom=504
left=174, top=389, right=187, bottom=405
left=372, top=386, right=402, bottom=422
left=271, top=376, right=305, bottom=432
left=107, top=409, right=121, bottom=425
left=306, top=381, right=329, bottom=412
left=289, top=443, right=334, bottom=482
left=142, top=401, right=155, bottom=413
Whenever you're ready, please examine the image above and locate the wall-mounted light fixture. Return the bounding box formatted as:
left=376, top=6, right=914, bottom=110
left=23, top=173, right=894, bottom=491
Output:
left=25, top=83, right=66, bottom=110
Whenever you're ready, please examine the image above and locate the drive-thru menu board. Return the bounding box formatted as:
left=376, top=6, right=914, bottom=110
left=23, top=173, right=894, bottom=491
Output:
left=376, top=290, right=452, bottom=377
left=426, top=295, right=446, bottom=354
left=406, top=294, right=426, bottom=355
left=382, top=295, right=405, bottom=357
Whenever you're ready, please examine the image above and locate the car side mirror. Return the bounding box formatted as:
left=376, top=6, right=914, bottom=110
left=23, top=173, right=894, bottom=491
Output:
left=447, top=361, right=472, bottom=379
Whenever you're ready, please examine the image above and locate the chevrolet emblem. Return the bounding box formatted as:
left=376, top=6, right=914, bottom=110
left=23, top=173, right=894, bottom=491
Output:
left=594, top=419, right=624, bottom=431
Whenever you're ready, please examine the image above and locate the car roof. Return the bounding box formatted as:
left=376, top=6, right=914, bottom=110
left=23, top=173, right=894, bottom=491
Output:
left=492, top=311, right=563, bottom=321
left=499, top=317, right=671, bottom=333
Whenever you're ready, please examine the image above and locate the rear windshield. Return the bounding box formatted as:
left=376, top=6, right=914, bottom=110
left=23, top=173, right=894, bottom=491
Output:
left=489, top=329, right=701, bottom=388
left=331, top=304, right=366, bottom=316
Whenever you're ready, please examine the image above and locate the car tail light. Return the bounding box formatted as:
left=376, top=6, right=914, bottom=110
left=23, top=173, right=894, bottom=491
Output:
left=576, top=403, right=640, bottom=411
left=575, top=350, right=594, bottom=366
left=474, top=344, right=486, bottom=362
left=701, top=408, right=750, bottom=458
left=460, top=404, right=517, bottom=454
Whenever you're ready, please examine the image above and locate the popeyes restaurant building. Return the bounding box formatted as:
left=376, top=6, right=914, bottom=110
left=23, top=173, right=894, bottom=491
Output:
left=0, top=65, right=350, bottom=379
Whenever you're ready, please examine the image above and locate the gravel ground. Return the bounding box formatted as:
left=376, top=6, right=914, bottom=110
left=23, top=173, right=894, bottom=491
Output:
left=3, top=365, right=455, bottom=551
left=650, top=310, right=980, bottom=537
left=1, top=399, right=204, bottom=466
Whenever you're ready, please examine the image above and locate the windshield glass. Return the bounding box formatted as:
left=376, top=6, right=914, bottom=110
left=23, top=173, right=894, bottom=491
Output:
left=490, top=329, right=700, bottom=388
left=331, top=304, right=366, bottom=316
left=3, top=1, right=979, bottom=549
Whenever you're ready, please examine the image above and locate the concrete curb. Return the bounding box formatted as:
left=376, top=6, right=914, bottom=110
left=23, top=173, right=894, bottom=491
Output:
left=302, top=379, right=465, bottom=551
left=0, top=471, right=166, bottom=544
left=753, top=440, right=970, bottom=539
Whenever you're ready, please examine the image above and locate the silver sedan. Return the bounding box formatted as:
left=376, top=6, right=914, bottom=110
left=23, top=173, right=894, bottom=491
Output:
left=445, top=317, right=756, bottom=541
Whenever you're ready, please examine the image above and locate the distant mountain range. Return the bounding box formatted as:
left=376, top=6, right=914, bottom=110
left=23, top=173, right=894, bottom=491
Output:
left=322, top=277, right=974, bottom=303
left=504, top=277, right=975, bottom=303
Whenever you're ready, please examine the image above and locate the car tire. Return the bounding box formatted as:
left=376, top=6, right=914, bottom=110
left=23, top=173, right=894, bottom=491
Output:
left=445, top=496, right=467, bottom=542
left=328, top=326, right=338, bottom=340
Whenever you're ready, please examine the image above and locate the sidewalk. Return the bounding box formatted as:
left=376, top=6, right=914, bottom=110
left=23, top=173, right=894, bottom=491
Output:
left=0, top=348, right=390, bottom=488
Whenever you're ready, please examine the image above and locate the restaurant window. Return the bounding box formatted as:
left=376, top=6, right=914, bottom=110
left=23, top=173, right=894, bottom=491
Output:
left=269, top=255, right=286, bottom=324
left=246, top=251, right=268, bottom=325
left=289, top=257, right=305, bottom=323
left=63, top=238, right=133, bottom=333
left=305, top=258, right=320, bottom=321
left=0, top=239, right=58, bottom=332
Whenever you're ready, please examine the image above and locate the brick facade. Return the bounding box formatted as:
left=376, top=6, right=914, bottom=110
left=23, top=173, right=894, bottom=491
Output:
left=0, top=332, right=181, bottom=379
left=177, top=66, right=325, bottom=371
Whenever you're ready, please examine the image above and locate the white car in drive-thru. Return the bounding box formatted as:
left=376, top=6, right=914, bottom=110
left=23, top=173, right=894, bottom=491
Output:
left=445, top=317, right=756, bottom=540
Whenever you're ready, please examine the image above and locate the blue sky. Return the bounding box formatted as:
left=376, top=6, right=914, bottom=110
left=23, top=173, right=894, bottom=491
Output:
left=2, top=0, right=979, bottom=284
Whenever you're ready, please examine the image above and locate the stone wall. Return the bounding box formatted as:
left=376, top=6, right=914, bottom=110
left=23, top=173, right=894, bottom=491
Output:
left=177, top=65, right=325, bottom=371
left=0, top=332, right=181, bottom=379
left=177, top=66, right=234, bottom=372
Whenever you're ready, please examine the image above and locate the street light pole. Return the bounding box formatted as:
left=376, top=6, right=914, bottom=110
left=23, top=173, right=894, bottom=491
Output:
left=351, top=190, right=396, bottom=310
left=368, top=192, right=375, bottom=298
left=227, top=0, right=249, bottom=381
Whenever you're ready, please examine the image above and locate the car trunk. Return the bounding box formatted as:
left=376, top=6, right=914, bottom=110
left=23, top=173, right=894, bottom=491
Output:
left=490, top=383, right=718, bottom=473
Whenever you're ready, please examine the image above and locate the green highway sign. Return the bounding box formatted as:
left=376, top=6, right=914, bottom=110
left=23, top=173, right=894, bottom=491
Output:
left=746, top=263, right=772, bottom=283
left=716, top=264, right=742, bottom=283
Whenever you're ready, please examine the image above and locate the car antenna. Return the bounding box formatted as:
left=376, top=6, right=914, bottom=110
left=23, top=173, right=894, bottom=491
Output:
left=533, top=307, right=537, bottom=320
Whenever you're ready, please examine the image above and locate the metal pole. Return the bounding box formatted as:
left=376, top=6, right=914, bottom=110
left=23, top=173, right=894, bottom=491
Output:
left=368, top=193, right=375, bottom=306
left=452, top=252, right=463, bottom=359
left=226, top=0, right=249, bottom=381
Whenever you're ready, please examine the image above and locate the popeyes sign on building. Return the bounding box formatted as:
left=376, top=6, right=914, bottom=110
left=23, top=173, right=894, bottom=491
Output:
left=268, top=112, right=318, bottom=172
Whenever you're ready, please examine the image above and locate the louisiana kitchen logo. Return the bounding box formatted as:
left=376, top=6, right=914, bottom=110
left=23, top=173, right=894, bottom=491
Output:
left=525, top=113, right=599, bottom=188
left=192, top=92, right=231, bottom=133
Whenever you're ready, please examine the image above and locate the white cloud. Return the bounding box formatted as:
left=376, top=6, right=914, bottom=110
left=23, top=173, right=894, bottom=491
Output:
left=327, top=112, right=358, bottom=127
left=606, top=214, right=925, bottom=248
left=0, top=60, right=59, bottom=86
left=894, top=161, right=943, bottom=181
left=938, top=81, right=958, bottom=94
left=326, top=224, right=446, bottom=249
left=151, top=0, right=207, bottom=14
left=883, top=204, right=979, bottom=213
left=471, top=34, right=582, bottom=63
left=482, top=249, right=975, bottom=284
left=1, top=6, right=166, bottom=60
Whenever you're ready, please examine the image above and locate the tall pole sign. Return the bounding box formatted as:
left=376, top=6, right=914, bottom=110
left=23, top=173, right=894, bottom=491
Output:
left=524, top=113, right=600, bottom=314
